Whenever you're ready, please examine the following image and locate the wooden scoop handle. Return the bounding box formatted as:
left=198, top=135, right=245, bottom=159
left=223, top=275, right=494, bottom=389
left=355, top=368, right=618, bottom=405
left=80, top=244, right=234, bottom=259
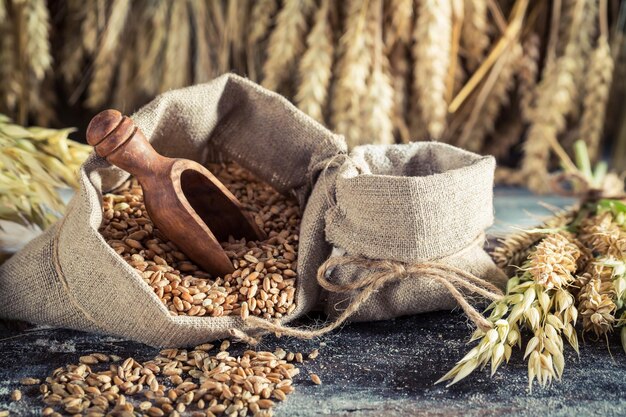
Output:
left=86, top=109, right=166, bottom=179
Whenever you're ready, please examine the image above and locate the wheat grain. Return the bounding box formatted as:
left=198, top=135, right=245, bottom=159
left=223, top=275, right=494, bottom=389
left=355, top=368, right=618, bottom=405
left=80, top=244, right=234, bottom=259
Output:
left=101, top=163, right=300, bottom=320
left=86, top=0, right=131, bottom=109
left=295, top=0, right=333, bottom=123
left=412, top=0, right=452, bottom=139
left=361, top=0, right=394, bottom=146
left=579, top=36, right=613, bottom=162
left=384, top=0, right=413, bottom=49
left=331, top=0, right=372, bottom=145
left=462, top=0, right=490, bottom=72
left=262, top=0, right=315, bottom=92
left=160, top=0, right=191, bottom=92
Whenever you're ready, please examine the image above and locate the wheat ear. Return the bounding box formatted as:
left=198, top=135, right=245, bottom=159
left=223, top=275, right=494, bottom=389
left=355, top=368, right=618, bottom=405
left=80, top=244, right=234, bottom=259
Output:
left=331, top=0, right=372, bottom=145
left=412, top=0, right=452, bottom=139
left=521, top=0, right=585, bottom=192
left=160, top=0, right=191, bottom=92
left=86, top=0, right=131, bottom=109
left=389, top=43, right=411, bottom=143
left=295, top=0, right=333, bottom=123
left=60, top=0, right=88, bottom=87
left=517, top=33, right=541, bottom=122
left=136, top=0, right=168, bottom=95
left=24, top=0, right=52, bottom=82
left=0, top=12, right=18, bottom=114
left=361, top=0, right=394, bottom=145
left=384, top=0, right=413, bottom=49
left=247, top=0, right=278, bottom=81
left=261, top=0, right=315, bottom=92
left=462, top=0, right=490, bottom=72
left=190, top=0, right=214, bottom=84
left=459, top=43, right=522, bottom=152
left=579, top=24, right=613, bottom=162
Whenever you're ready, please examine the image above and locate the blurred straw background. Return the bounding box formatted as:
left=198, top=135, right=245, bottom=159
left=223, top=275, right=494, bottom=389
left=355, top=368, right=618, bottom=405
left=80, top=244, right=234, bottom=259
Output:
left=0, top=0, right=625, bottom=193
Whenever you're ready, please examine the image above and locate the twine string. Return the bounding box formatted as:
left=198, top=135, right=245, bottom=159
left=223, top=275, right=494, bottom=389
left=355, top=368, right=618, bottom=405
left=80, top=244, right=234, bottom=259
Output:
left=246, top=247, right=504, bottom=339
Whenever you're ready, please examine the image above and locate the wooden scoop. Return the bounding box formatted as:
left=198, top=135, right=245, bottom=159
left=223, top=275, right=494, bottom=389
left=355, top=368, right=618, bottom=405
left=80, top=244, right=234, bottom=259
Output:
left=86, top=109, right=266, bottom=277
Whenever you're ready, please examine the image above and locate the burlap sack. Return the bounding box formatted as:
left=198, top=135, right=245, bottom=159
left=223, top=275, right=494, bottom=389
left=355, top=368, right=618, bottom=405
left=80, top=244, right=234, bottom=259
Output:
left=0, top=74, right=505, bottom=346
left=320, top=143, right=508, bottom=322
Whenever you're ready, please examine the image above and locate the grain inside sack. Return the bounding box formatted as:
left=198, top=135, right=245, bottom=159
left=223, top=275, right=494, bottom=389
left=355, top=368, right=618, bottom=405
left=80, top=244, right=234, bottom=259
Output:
left=101, top=163, right=300, bottom=321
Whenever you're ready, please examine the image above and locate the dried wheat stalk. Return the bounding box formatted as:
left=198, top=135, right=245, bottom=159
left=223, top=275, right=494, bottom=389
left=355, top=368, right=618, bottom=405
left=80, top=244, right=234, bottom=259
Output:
left=295, top=0, right=333, bottom=123
left=86, top=0, right=131, bottom=109
left=0, top=14, right=17, bottom=114
left=462, top=0, right=491, bottom=72
left=361, top=0, right=394, bottom=145
left=412, top=0, right=452, bottom=139
left=331, top=0, right=372, bottom=144
left=60, top=0, right=88, bottom=87
left=261, top=0, right=314, bottom=93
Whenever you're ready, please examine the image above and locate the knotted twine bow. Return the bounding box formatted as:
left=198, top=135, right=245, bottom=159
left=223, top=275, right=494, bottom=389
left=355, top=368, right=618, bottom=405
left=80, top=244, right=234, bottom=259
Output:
left=245, top=245, right=504, bottom=340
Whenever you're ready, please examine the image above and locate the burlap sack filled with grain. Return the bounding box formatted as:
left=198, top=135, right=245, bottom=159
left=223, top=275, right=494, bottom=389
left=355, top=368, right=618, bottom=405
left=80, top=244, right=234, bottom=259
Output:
left=318, top=143, right=508, bottom=323
left=0, top=74, right=504, bottom=346
left=0, top=74, right=345, bottom=346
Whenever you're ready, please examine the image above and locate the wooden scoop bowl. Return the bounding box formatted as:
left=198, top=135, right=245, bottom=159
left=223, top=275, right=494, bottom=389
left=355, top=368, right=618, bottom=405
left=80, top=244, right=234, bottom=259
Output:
left=86, top=109, right=266, bottom=277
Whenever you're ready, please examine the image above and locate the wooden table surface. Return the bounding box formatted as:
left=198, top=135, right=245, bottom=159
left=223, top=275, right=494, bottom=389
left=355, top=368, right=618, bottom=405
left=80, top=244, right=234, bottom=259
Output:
left=1, top=189, right=625, bottom=417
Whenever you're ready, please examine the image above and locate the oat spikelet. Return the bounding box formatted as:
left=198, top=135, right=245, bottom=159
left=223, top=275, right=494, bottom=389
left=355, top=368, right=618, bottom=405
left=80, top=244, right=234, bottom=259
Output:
left=86, top=0, right=131, bottom=109
left=579, top=37, right=613, bottom=162
left=24, top=0, right=52, bottom=81
left=517, top=33, right=541, bottom=122
left=412, top=0, right=452, bottom=139
left=261, top=0, right=314, bottom=92
left=295, top=0, right=333, bottom=123
left=461, top=43, right=521, bottom=152
left=384, top=0, right=413, bottom=49
left=361, top=0, right=394, bottom=145
left=160, top=0, right=191, bottom=92
left=492, top=210, right=575, bottom=275
left=461, top=0, right=490, bottom=72
left=331, top=0, right=372, bottom=145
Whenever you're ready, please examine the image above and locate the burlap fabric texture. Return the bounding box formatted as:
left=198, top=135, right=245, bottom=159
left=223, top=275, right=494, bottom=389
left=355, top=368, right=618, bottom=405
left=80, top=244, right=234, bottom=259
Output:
left=0, top=74, right=505, bottom=346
